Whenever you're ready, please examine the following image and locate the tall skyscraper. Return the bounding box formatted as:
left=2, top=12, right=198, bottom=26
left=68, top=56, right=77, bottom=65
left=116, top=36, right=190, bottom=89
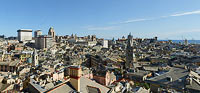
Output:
left=126, top=33, right=133, bottom=70
left=48, top=27, right=55, bottom=39
left=17, top=29, right=33, bottom=42
left=34, top=30, right=42, bottom=38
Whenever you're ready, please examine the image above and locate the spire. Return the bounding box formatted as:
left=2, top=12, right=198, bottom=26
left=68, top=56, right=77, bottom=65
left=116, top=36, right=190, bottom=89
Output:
left=127, top=33, right=133, bottom=47
left=126, top=33, right=134, bottom=70
left=33, top=48, right=37, bottom=55
left=129, top=32, right=131, bottom=35
left=112, top=37, right=115, bottom=41
left=32, top=48, right=38, bottom=66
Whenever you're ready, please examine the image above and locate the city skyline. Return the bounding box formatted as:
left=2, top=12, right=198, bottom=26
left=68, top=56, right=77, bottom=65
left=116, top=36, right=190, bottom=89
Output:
left=0, top=0, right=200, bottom=40
left=0, top=1, right=200, bottom=92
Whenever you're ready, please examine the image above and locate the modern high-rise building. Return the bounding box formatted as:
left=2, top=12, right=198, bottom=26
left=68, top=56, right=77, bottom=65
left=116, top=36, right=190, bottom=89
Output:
left=35, top=35, right=54, bottom=49
left=17, top=29, right=33, bottom=42
left=126, top=33, right=133, bottom=70
left=34, top=30, right=42, bottom=38
left=48, top=27, right=55, bottom=39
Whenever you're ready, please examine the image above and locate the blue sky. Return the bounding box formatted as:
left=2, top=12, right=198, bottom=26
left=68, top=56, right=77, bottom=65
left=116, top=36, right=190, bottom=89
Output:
left=0, top=0, right=200, bottom=40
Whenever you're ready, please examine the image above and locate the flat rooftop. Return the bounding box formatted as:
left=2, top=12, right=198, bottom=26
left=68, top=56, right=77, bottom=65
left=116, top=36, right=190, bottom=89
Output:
left=17, top=29, right=33, bottom=32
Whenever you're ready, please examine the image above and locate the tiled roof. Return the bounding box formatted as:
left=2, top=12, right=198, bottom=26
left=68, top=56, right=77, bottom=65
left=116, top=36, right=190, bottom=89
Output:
left=80, top=77, right=110, bottom=93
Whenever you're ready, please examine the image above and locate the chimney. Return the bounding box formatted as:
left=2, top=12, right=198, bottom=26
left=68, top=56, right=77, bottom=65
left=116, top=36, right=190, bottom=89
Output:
left=68, top=66, right=82, bottom=92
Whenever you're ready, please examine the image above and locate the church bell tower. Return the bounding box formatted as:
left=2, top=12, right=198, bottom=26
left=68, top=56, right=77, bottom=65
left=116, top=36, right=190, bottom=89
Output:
left=126, top=33, right=133, bottom=70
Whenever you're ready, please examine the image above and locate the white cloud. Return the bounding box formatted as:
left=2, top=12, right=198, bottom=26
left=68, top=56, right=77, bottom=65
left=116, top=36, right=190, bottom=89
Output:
left=84, top=10, right=200, bottom=33
left=110, top=18, right=153, bottom=24
left=170, top=10, right=200, bottom=17
left=160, top=16, right=169, bottom=18
left=118, top=18, right=152, bottom=24
left=85, top=26, right=118, bottom=31
left=113, top=10, right=200, bottom=25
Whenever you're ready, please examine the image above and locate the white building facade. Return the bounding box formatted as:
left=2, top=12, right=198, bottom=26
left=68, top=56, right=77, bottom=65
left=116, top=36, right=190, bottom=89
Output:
left=101, top=40, right=108, bottom=48
left=17, top=29, right=33, bottom=42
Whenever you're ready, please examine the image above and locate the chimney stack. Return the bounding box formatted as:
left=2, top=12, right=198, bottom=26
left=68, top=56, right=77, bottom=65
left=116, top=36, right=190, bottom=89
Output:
left=68, top=65, right=82, bottom=92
